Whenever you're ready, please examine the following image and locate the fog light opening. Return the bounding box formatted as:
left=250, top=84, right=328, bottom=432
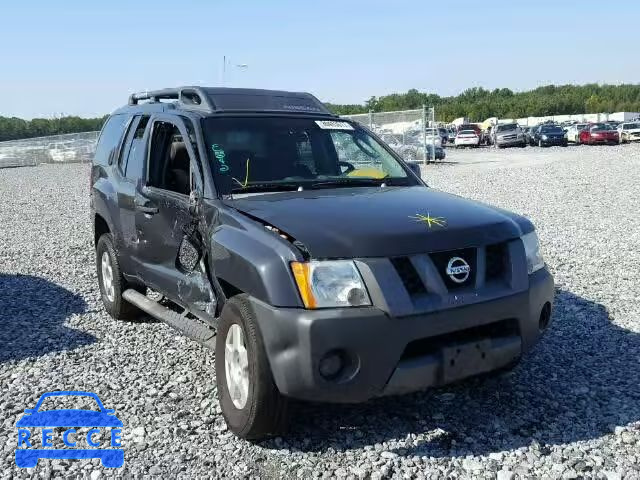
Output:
left=539, top=302, right=551, bottom=332
left=319, top=350, right=346, bottom=381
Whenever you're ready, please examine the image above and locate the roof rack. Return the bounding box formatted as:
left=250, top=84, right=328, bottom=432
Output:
left=127, top=86, right=334, bottom=116
left=128, top=87, right=215, bottom=112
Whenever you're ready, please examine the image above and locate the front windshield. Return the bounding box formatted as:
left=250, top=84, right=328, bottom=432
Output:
left=623, top=123, right=640, bottom=130
left=591, top=123, right=611, bottom=131
left=541, top=126, right=564, bottom=133
left=202, top=117, right=412, bottom=193
left=497, top=124, right=518, bottom=132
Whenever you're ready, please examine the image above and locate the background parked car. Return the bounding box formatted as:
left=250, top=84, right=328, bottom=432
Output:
left=424, top=128, right=443, bottom=147
left=454, top=129, right=481, bottom=148
left=578, top=123, right=619, bottom=145
left=531, top=124, right=568, bottom=147
left=447, top=128, right=457, bottom=144
left=566, top=123, right=588, bottom=143
left=493, top=123, right=526, bottom=148
left=482, top=125, right=494, bottom=146
left=438, top=127, right=450, bottom=145
left=523, top=126, right=537, bottom=145
left=617, top=122, right=640, bottom=143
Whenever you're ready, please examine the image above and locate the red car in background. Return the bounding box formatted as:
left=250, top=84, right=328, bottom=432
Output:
left=578, top=123, right=619, bottom=145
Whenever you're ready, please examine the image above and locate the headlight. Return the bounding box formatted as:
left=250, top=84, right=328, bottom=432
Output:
left=291, top=260, right=371, bottom=308
left=542, top=135, right=548, bottom=140
left=521, top=231, right=545, bottom=274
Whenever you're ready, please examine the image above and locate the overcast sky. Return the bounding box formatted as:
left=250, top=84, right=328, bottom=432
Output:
left=2, top=0, right=639, bottom=119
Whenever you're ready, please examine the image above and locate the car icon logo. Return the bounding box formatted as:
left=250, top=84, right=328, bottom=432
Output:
left=15, top=391, right=124, bottom=468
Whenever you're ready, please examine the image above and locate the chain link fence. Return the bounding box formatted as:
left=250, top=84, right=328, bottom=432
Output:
left=0, top=131, right=99, bottom=169
left=341, top=107, right=441, bottom=163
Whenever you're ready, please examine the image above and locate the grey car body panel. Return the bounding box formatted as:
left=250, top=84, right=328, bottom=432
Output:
left=205, top=202, right=305, bottom=307
left=227, top=186, right=534, bottom=259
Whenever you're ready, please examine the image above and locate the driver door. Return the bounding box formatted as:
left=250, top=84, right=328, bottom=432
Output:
left=133, top=115, right=209, bottom=306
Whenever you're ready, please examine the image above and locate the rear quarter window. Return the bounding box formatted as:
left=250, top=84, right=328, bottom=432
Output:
left=93, top=114, right=129, bottom=166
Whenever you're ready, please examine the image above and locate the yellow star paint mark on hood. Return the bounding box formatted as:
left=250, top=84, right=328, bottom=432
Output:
left=410, top=213, right=447, bottom=228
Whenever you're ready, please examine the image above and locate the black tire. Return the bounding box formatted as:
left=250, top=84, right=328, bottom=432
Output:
left=216, top=294, right=289, bottom=439
left=96, top=233, right=140, bottom=320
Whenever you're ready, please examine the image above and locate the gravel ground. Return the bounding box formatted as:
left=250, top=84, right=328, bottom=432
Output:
left=1, top=144, right=639, bottom=479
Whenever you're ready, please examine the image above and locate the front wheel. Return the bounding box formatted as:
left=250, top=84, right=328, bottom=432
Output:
left=96, top=234, right=140, bottom=320
left=216, top=295, right=289, bottom=439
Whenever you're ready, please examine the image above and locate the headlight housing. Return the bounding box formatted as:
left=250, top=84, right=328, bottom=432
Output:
left=291, top=260, right=371, bottom=309
left=521, top=231, right=545, bottom=274
left=541, top=134, right=548, bottom=140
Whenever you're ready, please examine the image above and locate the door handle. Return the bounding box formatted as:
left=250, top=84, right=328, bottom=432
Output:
left=135, top=197, right=159, bottom=215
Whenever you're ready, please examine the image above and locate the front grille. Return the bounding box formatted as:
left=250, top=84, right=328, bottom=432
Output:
left=391, top=257, right=426, bottom=296
left=400, top=318, right=519, bottom=360
left=391, top=243, right=508, bottom=297
left=430, top=248, right=476, bottom=289
left=486, top=243, right=507, bottom=280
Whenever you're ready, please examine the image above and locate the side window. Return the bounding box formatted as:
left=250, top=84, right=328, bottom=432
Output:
left=121, top=116, right=150, bottom=180
left=93, top=114, right=129, bottom=166
left=147, top=121, right=191, bottom=195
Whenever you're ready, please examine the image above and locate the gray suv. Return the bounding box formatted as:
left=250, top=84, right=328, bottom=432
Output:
left=493, top=123, right=527, bottom=148
left=91, top=86, right=554, bottom=439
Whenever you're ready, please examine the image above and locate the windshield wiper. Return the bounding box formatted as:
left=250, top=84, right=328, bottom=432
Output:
left=306, top=177, right=408, bottom=189
left=231, top=182, right=301, bottom=193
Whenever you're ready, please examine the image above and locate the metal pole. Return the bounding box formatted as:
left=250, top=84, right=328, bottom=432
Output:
left=222, top=55, right=226, bottom=86
left=431, top=107, right=436, bottom=162
left=422, top=105, right=427, bottom=165
left=369, top=110, right=373, bottom=130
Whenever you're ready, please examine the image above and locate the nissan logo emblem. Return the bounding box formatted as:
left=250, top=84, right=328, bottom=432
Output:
left=446, top=257, right=471, bottom=283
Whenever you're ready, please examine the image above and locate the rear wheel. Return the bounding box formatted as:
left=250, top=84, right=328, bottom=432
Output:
left=216, top=294, right=289, bottom=439
left=96, top=234, right=140, bottom=320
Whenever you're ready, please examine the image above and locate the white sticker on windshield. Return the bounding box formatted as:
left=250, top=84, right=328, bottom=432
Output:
left=315, top=120, right=354, bottom=130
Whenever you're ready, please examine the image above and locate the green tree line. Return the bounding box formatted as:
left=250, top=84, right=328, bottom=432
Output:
left=0, top=115, right=106, bottom=142
left=2, top=83, right=639, bottom=141
left=325, top=83, right=640, bottom=122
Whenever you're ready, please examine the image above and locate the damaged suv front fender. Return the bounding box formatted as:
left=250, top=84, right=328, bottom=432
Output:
left=208, top=210, right=306, bottom=308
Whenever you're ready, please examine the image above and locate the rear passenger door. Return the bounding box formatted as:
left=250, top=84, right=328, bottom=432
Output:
left=133, top=115, right=209, bottom=306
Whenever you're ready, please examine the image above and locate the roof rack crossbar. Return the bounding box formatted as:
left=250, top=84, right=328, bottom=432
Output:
left=128, top=87, right=215, bottom=112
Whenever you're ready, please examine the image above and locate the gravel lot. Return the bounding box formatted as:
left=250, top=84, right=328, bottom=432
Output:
left=1, top=144, right=639, bottom=479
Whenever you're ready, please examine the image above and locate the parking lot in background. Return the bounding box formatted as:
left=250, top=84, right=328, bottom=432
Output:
left=1, top=143, right=638, bottom=478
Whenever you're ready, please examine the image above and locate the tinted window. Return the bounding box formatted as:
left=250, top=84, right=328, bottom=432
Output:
left=123, top=116, right=149, bottom=180
left=496, top=124, right=518, bottom=132
left=93, top=114, right=129, bottom=166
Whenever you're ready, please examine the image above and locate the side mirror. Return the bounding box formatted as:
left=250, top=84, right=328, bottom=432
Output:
left=406, top=162, right=421, bottom=177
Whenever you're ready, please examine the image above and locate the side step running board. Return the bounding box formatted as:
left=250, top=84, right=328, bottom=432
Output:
left=123, top=289, right=216, bottom=351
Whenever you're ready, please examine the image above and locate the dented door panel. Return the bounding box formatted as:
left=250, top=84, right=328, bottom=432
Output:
left=134, top=187, right=213, bottom=312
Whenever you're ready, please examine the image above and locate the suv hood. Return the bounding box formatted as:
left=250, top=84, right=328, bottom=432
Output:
left=227, top=186, right=532, bottom=258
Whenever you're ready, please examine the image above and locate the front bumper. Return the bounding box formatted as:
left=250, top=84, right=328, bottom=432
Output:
left=251, top=267, right=554, bottom=403
left=496, top=136, right=525, bottom=147
left=539, top=137, right=566, bottom=146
